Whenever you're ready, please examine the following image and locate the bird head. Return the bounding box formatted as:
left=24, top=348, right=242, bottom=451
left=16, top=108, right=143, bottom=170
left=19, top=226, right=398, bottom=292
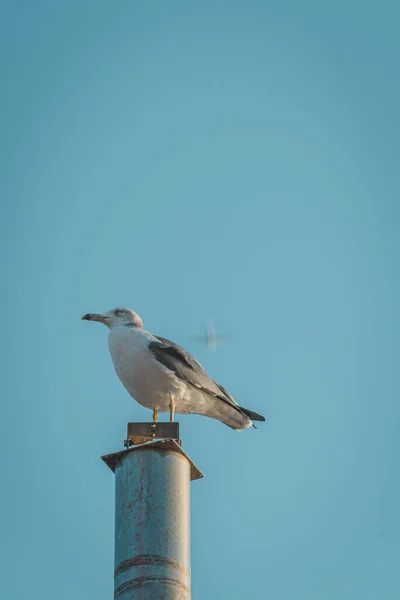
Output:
left=81, top=308, right=144, bottom=329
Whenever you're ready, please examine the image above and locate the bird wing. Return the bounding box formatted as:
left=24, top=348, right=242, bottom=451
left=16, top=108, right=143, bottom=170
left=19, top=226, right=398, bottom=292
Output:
left=149, top=336, right=242, bottom=413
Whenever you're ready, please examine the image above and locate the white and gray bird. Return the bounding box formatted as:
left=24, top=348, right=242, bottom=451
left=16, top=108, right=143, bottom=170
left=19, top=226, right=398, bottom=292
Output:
left=82, top=307, right=265, bottom=431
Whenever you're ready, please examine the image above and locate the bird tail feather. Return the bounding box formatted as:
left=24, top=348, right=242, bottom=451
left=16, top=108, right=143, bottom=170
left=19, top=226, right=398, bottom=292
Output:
left=240, top=407, right=266, bottom=422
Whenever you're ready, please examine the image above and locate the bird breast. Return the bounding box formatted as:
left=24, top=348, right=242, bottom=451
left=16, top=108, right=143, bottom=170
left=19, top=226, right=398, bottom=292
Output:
left=107, top=326, right=183, bottom=407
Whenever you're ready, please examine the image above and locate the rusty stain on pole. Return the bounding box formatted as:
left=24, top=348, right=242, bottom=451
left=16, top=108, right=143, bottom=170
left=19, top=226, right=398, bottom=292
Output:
left=102, top=438, right=203, bottom=599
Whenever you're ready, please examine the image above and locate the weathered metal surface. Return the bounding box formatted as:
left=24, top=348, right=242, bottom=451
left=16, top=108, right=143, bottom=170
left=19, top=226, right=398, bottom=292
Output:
left=114, top=444, right=193, bottom=599
left=125, top=422, right=180, bottom=447
left=101, top=439, right=203, bottom=481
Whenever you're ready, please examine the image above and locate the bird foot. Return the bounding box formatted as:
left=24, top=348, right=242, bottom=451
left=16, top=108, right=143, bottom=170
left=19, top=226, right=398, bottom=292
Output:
left=152, top=408, right=159, bottom=423
left=169, top=395, right=175, bottom=422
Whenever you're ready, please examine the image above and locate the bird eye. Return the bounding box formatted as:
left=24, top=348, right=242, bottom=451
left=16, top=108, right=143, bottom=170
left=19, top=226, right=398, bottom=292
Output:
left=115, top=309, right=124, bottom=316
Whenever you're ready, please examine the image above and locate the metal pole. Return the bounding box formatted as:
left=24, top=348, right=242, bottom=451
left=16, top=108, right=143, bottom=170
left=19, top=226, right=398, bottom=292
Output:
left=102, top=438, right=202, bottom=600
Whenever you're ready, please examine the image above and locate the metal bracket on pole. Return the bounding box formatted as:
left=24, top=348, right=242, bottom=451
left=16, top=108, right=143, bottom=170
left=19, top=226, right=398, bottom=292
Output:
left=123, top=422, right=180, bottom=448
left=102, top=437, right=203, bottom=481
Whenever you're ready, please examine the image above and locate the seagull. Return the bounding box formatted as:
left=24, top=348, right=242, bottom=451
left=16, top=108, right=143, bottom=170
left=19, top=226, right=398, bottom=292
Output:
left=82, top=307, right=265, bottom=431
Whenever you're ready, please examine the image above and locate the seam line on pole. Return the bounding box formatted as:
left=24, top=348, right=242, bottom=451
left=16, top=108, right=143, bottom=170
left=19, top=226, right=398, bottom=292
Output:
left=114, top=576, right=191, bottom=597
left=115, top=554, right=190, bottom=579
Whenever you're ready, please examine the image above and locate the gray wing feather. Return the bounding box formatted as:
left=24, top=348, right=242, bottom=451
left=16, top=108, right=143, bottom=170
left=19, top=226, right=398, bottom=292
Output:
left=149, top=336, right=242, bottom=413
left=213, top=381, right=239, bottom=406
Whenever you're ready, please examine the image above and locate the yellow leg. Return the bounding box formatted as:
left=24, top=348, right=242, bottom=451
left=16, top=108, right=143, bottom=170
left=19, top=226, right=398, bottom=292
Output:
left=169, top=395, right=175, bottom=422
left=152, top=408, right=159, bottom=423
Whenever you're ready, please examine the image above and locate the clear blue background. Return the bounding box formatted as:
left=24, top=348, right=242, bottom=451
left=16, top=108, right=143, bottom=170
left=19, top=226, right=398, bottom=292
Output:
left=1, top=1, right=399, bottom=598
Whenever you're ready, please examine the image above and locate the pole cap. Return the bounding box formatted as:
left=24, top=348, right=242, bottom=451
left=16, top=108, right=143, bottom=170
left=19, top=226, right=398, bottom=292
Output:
left=101, top=438, right=203, bottom=481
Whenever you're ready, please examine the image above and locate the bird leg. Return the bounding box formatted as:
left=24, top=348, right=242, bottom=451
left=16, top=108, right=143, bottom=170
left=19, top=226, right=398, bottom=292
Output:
left=169, top=394, right=175, bottom=422
left=152, top=408, right=159, bottom=423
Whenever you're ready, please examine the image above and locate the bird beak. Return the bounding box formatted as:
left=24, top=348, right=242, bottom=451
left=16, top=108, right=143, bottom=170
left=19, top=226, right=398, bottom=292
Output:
left=82, top=313, right=107, bottom=323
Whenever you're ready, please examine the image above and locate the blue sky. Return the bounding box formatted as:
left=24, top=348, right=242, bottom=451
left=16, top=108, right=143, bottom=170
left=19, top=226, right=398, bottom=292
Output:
left=1, top=1, right=399, bottom=598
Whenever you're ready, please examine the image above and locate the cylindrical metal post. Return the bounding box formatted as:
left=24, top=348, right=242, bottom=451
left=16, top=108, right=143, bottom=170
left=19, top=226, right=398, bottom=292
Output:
left=114, top=446, right=191, bottom=600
